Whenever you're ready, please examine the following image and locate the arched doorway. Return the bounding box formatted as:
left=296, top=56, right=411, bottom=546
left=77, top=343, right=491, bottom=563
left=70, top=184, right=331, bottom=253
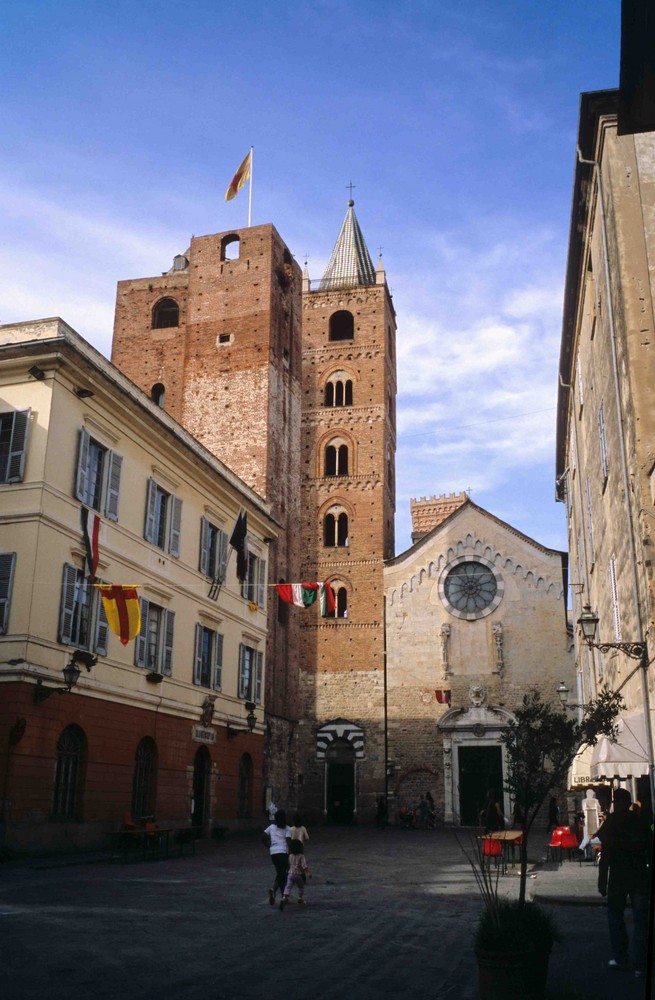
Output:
left=326, top=738, right=355, bottom=823
left=192, top=746, right=211, bottom=832
left=238, top=753, right=253, bottom=819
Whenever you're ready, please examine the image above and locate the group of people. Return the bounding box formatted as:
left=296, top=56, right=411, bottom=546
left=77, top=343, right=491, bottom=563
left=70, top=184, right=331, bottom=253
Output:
left=262, top=801, right=310, bottom=911
left=394, top=791, right=436, bottom=830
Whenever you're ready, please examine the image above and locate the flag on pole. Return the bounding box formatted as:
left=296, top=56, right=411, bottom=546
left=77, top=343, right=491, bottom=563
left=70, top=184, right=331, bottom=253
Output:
left=435, top=689, right=451, bottom=706
left=225, top=149, right=252, bottom=201
left=229, top=510, right=249, bottom=583
left=96, top=585, right=141, bottom=645
left=80, top=507, right=100, bottom=582
left=275, top=582, right=336, bottom=618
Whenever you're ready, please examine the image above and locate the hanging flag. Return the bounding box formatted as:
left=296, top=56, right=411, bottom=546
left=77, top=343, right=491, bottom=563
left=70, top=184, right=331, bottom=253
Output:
left=80, top=507, right=100, bottom=582
left=225, top=149, right=252, bottom=201
left=229, top=510, right=249, bottom=583
left=96, top=585, right=141, bottom=645
left=275, top=582, right=336, bottom=618
left=435, top=689, right=451, bottom=706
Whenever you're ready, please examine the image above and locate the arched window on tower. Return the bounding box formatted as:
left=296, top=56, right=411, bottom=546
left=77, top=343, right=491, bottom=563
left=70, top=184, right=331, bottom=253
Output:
left=221, top=234, right=241, bottom=261
left=151, top=383, right=165, bottom=408
left=324, top=443, right=349, bottom=476
left=323, top=506, right=349, bottom=547
left=324, top=372, right=353, bottom=407
left=152, top=298, right=179, bottom=329
left=325, top=582, right=348, bottom=619
left=329, top=310, right=354, bottom=341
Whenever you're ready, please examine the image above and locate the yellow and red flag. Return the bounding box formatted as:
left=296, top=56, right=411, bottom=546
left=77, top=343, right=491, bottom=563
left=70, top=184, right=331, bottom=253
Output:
left=96, top=585, right=141, bottom=645
left=225, top=149, right=252, bottom=201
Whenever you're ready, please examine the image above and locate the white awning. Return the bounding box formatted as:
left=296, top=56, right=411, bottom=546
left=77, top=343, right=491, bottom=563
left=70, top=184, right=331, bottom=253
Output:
left=568, top=742, right=610, bottom=788
left=590, top=712, right=650, bottom=780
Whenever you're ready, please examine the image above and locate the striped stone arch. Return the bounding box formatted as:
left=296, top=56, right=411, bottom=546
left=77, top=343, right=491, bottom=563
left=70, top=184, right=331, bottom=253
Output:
left=315, top=718, right=365, bottom=760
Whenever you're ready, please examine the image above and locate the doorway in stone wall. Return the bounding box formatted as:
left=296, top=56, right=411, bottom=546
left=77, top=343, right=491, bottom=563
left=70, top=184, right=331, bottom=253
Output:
left=326, top=738, right=355, bottom=823
left=458, top=745, right=503, bottom=826
left=192, top=746, right=211, bottom=832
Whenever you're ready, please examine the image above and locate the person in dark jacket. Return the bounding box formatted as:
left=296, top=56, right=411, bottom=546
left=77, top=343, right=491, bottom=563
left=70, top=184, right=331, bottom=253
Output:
left=596, top=787, right=652, bottom=977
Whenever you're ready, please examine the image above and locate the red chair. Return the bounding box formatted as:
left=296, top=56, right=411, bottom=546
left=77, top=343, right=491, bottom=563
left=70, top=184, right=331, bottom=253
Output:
left=559, top=829, right=579, bottom=860
left=547, top=826, right=566, bottom=863
left=482, top=837, right=503, bottom=868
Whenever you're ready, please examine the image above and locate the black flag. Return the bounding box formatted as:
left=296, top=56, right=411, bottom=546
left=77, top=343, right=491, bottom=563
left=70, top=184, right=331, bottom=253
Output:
left=230, top=511, right=249, bottom=583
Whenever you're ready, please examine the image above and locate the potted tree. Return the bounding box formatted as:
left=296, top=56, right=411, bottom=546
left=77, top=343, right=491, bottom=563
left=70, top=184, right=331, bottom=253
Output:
left=466, top=686, right=622, bottom=1000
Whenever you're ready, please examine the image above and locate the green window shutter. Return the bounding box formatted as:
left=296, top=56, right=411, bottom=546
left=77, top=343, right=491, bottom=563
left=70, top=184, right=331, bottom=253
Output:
left=162, top=609, right=175, bottom=675
left=218, top=530, right=228, bottom=581
left=6, top=409, right=30, bottom=483
left=144, top=479, right=157, bottom=543
left=75, top=428, right=91, bottom=503
left=0, top=552, right=16, bottom=633
left=257, top=558, right=267, bottom=607
left=199, top=517, right=210, bottom=576
left=104, top=452, right=122, bottom=521
left=135, top=598, right=149, bottom=667
left=94, top=583, right=109, bottom=656
left=168, top=496, right=182, bottom=557
left=193, top=623, right=203, bottom=685
left=58, top=564, right=78, bottom=644
left=213, top=632, right=223, bottom=691
left=254, top=650, right=263, bottom=704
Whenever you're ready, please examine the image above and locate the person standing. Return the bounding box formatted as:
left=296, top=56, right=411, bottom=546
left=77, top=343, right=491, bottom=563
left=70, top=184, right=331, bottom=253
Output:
left=597, top=787, right=652, bottom=978
left=262, top=809, right=291, bottom=906
left=289, top=812, right=309, bottom=849
left=483, top=790, right=505, bottom=834
left=279, top=839, right=310, bottom=910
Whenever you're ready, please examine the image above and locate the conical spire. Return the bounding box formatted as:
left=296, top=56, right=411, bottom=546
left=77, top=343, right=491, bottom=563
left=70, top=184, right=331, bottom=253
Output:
left=321, top=200, right=376, bottom=291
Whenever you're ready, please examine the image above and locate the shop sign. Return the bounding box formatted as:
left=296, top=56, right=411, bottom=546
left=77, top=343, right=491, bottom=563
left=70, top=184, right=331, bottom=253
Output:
left=192, top=725, right=216, bottom=744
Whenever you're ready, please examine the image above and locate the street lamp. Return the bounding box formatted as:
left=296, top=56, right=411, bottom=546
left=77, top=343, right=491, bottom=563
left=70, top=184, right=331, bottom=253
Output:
left=34, top=651, right=97, bottom=704
left=227, top=701, right=257, bottom=738
left=576, top=604, right=648, bottom=662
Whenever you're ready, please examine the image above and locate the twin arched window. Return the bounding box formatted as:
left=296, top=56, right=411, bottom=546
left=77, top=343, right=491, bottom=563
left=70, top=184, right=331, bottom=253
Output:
left=329, top=310, right=354, bottom=341
left=325, top=443, right=349, bottom=476
left=324, top=374, right=353, bottom=407
left=325, top=583, right=348, bottom=619
left=324, top=507, right=349, bottom=547
left=152, top=298, right=179, bottom=329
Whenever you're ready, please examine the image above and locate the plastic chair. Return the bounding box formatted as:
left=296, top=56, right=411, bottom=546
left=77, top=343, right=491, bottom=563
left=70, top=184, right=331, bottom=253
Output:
left=482, top=837, right=503, bottom=868
left=559, top=829, right=579, bottom=860
left=547, top=826, right=565, bottom=863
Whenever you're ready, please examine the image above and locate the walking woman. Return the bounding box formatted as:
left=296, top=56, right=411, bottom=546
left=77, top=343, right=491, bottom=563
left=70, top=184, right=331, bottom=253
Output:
left=263, top=808, right=292, bottom=905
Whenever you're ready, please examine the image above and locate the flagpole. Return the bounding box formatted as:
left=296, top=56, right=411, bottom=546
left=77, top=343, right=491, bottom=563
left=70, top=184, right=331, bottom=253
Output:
left=248, top=146, right=253, bottom=227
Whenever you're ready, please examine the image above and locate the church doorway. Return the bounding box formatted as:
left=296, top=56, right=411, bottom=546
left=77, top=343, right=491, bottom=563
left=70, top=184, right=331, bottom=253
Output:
left=192, top=746, right=211, bottom=832
left=326, top=738, right=355, bottom=823
left=458, top=745, right=504, bottom=826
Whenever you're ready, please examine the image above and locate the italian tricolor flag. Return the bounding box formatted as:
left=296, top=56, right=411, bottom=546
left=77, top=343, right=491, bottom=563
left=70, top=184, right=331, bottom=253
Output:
left=275, top=582, right=336, bottom=617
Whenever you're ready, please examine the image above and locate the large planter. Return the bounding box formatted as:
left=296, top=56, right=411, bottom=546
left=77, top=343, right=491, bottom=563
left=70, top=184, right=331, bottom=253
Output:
left=475, top=944, right=551, bottom=1000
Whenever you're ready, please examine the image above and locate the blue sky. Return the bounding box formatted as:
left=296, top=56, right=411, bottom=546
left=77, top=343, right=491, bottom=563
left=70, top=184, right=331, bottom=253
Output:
left=1, top=1, right=621, bottom=554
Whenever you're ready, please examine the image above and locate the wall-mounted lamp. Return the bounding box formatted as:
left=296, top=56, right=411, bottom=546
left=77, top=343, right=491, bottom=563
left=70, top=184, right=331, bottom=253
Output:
left=28, top=365, right=46, bottom=381
left=34, top=651, right=97, bottom=704
left=74, top=387, right=94, bottom=399
left=227, top=701, right=257, bottom=738
left=577, top=605, right=648, bottom=663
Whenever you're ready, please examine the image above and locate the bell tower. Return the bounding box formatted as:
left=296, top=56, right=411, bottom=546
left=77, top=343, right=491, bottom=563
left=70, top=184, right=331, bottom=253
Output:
left=298, top=200, right=397, bottom=822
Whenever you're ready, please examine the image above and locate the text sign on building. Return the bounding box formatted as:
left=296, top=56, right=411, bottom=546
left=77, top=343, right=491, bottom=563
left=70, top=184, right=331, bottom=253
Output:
left=192, top=726, right=216, bottom=744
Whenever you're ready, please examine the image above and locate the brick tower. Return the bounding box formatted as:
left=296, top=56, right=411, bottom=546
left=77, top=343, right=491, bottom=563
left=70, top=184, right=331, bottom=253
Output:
left=111, top=224, right=303, bottom=804
left=299, top=200, right=397, bottom=822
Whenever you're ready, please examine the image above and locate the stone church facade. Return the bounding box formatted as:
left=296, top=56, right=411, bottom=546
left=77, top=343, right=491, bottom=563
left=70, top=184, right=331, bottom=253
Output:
left=385, top=496, right=575, bottom=826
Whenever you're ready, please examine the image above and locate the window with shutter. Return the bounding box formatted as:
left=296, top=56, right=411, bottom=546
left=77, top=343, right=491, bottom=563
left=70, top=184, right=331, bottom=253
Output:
left=74, top=427, right=122, bottom=516
left=136, top=599, right=174, bottom=675
left=0, top=410, right=30, bottom=483
left=145, top=479, right=182, bottom=555
left=0, top=552, right=16, bottom=633
left=58, top=563, right=108, bottom=652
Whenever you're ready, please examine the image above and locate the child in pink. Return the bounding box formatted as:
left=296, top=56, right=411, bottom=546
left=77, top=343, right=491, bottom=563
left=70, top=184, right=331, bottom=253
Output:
left=279, top=839, right=310, bottom=910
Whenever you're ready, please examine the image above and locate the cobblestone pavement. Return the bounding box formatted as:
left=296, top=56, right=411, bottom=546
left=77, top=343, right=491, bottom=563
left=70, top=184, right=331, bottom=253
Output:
left=0, top=827, right=650, bottom=1000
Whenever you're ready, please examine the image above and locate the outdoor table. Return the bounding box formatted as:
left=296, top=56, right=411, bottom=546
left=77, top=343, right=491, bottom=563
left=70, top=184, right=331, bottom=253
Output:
left=483, top=830, right=524, bottom=871
left=108, top=826, right=198, bottom=862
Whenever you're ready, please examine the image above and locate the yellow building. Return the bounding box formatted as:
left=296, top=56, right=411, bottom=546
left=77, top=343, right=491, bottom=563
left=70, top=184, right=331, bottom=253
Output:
left=0, top=318, right=277, bottom=853
left=556, top=89, right=655, bottom=810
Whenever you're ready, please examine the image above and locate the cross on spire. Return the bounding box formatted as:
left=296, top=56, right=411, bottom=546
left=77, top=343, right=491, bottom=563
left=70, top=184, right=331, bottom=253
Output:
left=346, top=180, right=356, bottom=201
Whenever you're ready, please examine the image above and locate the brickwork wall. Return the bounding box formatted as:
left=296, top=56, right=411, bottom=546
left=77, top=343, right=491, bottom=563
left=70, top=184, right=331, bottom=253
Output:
left=297, top=282, right=396, bottom=822
left=410, top=492, right=469, bottom=540
left=1, top=683, right=264, bottom=853
left=110, top=225, right=303, bottom=812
